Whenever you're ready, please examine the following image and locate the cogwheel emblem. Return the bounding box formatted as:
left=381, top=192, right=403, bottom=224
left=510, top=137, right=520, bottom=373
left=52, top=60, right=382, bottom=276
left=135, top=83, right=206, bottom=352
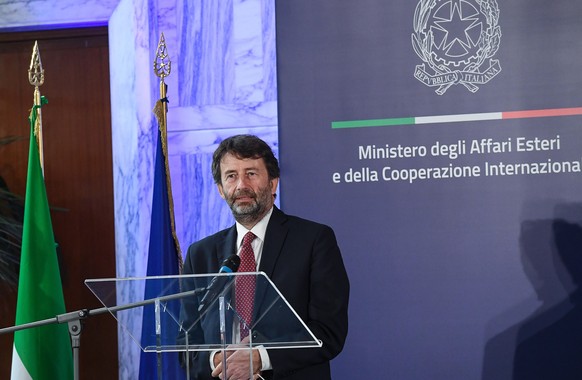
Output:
left=412, top=0, right=502, bottom=95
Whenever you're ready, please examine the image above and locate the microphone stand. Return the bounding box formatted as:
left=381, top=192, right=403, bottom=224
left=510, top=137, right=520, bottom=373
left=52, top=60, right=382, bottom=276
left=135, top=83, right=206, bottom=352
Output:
left=0, top=288, right=206, bottom=380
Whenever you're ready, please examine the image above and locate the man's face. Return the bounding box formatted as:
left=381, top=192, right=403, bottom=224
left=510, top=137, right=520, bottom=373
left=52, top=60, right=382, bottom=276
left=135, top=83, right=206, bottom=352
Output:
left=217, top=152, right=279, bottom=227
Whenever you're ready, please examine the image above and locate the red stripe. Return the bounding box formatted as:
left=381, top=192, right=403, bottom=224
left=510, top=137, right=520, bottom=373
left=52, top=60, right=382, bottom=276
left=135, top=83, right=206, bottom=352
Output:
left=503, top=107, right=582, bottom=119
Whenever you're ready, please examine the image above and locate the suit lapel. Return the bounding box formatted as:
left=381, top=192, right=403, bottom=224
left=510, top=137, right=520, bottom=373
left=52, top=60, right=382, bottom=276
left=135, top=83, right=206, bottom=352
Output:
left=253, top=207, right=288, bottom=327
left=259, top=207, right=288, bottom=277
left=215, top=225, right=237, bottom=342
left=216, top=225, right=237, bottom=266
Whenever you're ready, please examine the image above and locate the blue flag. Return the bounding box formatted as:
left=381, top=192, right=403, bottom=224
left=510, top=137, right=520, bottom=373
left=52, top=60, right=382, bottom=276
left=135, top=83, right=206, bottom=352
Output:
left=138, top=100, right=185, bottom=380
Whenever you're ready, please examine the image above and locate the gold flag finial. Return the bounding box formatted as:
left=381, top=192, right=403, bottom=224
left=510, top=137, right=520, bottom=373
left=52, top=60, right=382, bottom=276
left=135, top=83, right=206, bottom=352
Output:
left=154, top=33, right=171, bottom=122
left=153, top=32, right=171, bottom=133
left=28, top=41, right=46, bottom=171
left=154, top=33, right=171, bottom=80
left=28, top=41, right=45, bottom=88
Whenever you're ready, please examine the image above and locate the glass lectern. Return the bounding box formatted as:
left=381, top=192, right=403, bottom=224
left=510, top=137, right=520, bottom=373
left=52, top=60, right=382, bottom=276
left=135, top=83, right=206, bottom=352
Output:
left=85, top=272, right=322, bottom=379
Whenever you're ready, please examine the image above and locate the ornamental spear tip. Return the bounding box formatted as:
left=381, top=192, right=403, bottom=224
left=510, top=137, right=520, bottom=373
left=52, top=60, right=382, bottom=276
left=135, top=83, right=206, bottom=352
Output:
left=154, top=32, right=171, bottom=80
left=28, top=41, right=44, bottom=87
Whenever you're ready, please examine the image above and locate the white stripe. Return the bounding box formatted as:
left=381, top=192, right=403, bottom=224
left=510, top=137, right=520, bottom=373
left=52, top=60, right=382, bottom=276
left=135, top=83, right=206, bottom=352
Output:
left=11, top=345, right=33, bottom=380
left=416, top=112, right=502, bottom=124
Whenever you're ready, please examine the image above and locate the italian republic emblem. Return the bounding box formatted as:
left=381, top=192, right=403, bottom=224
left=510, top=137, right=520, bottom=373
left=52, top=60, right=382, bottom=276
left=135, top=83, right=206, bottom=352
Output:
left=412, top=0, right=502, bottom=95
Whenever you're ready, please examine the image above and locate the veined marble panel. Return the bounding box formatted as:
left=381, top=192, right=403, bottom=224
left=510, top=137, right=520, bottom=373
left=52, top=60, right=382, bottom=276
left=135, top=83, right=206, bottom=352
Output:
left=167, top=101, right=278, bottom=132
left=156, top=1, right=180, bottom=105
left=175, top=0, right=276, bottom=106
left=109, top=0, right=156, bottom=378
left=177, top=0, right=235, bottom=106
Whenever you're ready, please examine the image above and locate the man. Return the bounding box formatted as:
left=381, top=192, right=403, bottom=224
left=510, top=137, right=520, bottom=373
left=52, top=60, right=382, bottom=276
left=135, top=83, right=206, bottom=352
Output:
left=182, top=134, right=349, bottom=379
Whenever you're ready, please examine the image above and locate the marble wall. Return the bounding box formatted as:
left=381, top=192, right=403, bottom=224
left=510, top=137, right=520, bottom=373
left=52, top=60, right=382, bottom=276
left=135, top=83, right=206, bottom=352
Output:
left=0, top=0, right=278, bottom=377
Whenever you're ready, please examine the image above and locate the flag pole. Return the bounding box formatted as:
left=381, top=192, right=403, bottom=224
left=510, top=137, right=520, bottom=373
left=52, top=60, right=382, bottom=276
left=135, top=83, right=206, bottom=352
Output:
left=143, top=32, right=184, bottom=380
left=11, top=41, right=74, bottom=380
left=153, top=32, right=183, bottom=266
left=28, top=41, right=45, bottom=174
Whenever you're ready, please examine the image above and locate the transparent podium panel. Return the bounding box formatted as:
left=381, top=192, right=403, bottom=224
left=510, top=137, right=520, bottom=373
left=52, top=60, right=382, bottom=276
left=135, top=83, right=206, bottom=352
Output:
left=85, top=272, right=322, bottom=353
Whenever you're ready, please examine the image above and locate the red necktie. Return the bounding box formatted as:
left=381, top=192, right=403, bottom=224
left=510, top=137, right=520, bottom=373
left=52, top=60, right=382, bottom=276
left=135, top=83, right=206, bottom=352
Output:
left=236, top=232, right=257, bottom=339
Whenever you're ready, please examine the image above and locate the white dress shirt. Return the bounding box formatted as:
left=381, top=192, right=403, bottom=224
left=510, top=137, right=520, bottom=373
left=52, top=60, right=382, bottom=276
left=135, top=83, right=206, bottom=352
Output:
left=210, top=207, right=274, bottom=372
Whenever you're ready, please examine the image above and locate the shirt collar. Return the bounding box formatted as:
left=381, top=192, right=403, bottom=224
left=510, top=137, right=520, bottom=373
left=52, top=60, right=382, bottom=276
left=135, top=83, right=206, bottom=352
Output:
left=235, top=206, right=274, bottom=247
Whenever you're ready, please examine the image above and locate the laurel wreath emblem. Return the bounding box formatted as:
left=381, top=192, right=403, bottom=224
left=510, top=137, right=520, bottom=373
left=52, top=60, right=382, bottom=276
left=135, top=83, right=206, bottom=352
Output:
left=412, top=0, right=502, bottom=95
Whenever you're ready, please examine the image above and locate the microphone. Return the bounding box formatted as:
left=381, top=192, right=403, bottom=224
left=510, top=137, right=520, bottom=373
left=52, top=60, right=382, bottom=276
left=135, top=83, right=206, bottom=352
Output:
left=198, top=254, right=241, bottom=313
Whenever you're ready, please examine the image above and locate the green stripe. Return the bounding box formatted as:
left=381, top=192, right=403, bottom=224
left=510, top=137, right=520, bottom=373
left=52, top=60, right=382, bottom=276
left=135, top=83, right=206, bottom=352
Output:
left=331, top=117, right=415, bottom=129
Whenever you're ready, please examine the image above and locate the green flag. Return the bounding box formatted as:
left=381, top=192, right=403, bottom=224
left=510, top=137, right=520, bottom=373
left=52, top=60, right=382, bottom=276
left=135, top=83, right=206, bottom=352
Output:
left=11, top=101, right=74, bottom=380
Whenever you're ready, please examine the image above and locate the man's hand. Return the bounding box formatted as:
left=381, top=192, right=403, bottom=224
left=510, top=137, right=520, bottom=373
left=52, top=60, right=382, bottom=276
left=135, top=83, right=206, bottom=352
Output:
left=211, top=347, right=261, bottom=380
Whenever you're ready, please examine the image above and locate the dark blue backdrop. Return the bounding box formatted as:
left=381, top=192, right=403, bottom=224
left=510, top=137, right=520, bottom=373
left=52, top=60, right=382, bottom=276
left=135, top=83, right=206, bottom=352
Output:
left=276, top=0, right=582, bottom=378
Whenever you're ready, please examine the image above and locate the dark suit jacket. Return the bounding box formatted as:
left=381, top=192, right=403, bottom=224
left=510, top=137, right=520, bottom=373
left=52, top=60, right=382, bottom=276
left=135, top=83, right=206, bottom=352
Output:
left=181, top=206, right=349, bottom=380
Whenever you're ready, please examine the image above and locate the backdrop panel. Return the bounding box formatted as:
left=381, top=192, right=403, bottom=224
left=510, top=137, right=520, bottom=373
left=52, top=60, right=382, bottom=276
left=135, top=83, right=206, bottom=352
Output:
left=276, top=1, right=582, bottom=379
